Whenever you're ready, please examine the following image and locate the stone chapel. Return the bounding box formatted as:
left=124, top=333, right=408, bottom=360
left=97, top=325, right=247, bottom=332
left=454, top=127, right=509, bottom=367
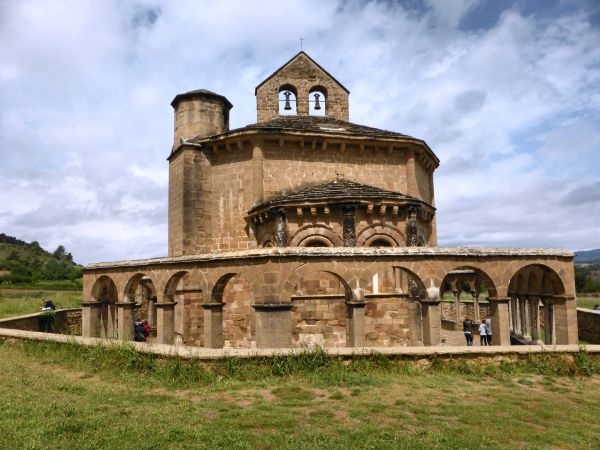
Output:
left=82, top=52, right=578, bottom=349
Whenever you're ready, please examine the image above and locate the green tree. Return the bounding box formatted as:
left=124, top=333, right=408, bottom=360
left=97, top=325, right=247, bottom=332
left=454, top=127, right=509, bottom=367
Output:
left=53, top=245, right=66, bottom=259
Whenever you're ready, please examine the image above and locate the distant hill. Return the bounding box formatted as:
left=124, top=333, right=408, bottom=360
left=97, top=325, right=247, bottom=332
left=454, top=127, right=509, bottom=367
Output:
left=0, top=233, right=82, bottom=284
left=575, top=249, right=600, bottom=265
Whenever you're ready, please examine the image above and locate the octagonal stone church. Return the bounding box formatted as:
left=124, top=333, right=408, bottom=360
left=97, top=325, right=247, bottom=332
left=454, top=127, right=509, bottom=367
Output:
left=82, top=52, right=578, bottom=348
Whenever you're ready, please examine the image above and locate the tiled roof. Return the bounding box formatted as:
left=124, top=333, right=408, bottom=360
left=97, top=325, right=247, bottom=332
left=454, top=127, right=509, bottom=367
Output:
left=190, top=115, right=412, bottom=142
left=171, top=89, right=233, bottom=109
left=249, top=179, right=420, bottom=213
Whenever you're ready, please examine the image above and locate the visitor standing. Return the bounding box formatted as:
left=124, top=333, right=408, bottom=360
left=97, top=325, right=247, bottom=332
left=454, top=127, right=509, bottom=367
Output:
left=462, top=318, right=473, bottom=346
left=478, top=320, right=487, bottom=346
left=485, top=317, right=493, bottom=345
left=134, top=321, right=148, bottom=342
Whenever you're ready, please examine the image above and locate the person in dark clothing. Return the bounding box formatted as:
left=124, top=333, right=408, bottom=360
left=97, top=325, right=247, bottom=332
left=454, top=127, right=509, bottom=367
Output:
left=41, top=298, right=56, bottom=311
left=462, top=318, right=474, bottom=346
left=134, top=321, right=148, bottom=342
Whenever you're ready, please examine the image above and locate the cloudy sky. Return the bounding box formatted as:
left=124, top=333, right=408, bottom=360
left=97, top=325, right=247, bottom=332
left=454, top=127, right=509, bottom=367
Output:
left=1, top=0, right=599, bottom=264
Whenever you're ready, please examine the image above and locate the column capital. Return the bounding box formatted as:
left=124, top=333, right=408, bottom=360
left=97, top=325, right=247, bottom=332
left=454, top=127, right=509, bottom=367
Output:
left=346, top=301, right=367, bottom=307
left=155, top=302, right=177, bottom=308
left=81, top=301, right=103, bottom=307
left=252, top=303, right=293, bottom=311
left=201, top=302, right=224, bottom=309
left=418, top=299, right=441, bottom=306
left=487, top=297, right=511, bottom=303
left=115, top=302, right=137, bottom=308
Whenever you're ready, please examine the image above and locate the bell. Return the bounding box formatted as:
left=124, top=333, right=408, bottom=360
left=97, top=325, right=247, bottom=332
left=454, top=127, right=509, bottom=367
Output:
left=283, top=91, right=292, bottom=111
left=313, top=93, right=321, bottom=110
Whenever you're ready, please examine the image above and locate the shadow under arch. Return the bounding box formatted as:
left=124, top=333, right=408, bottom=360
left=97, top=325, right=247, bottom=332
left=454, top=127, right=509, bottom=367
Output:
left=210, top=271, right=255, bottom=348
left=508, top=264, right=566, bottom=297
left=359, top=263, right=427, bottom=299
left=438, top=266, right=498, bottom=341
left=507, top=264, right=567, bottom=345
left=91, top=275, right=119, bottom=339
left=288, top=267, right=354, bottom=348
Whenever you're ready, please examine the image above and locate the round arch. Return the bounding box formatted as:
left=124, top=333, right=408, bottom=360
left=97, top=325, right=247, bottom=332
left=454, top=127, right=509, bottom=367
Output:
left=508, top=264, right=565, bottom=297
left=356, top=224, right=405, bottom=247
left=90, top=275, right=119, bottom=339
left=308, top=85, right=327, bottom=116
left=289, top=224, right=343, bottom=247
left=279, top=83, right=297, bottom=115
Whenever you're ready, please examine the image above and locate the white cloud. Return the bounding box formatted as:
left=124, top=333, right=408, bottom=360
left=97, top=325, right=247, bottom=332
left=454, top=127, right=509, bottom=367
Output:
left=0, top=0, right=599, bottom=264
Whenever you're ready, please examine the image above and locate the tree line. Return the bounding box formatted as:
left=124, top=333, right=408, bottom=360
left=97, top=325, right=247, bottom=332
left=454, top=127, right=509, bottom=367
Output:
left=0, top=234, right=82, bottom=284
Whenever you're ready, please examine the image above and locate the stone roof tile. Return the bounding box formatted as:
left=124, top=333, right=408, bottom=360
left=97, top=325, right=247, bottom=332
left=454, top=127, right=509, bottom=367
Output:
left=250, top=179, right=418, bottom=213
left=189, top=115, right=410, bottom=142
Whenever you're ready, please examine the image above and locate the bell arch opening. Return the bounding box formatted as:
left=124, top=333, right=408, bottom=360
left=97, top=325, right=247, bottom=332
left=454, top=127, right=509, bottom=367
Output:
left=309, top=85, right=327, bottom=116
left=279, top=84, right=297, bottom=115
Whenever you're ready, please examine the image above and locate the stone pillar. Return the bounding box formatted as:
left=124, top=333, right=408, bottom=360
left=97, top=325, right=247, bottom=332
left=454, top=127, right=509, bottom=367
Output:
left=346, top=302, right=366, bottom=347
left=394, top=268, right=403, bottom=293
left=408, top=298, right=423, bottom=346
left=522, top=297, right=531, bottom=340
left=155, top=302, right=177, bottom=345
left=148, top=296, right=157, bottom=329
left=488, top=297, right=511, bottom=346
left=253, top=304, right=293, bottom=348
left=515, top=297, right=523, bottom=336
left=529, top=296, right=540, bottom=343
left=405, top=149, right=417, bottom=198
left=252, top=140, right=264, bottom=204
left=453, top=291, right=461, bottom=322
left=508, top=297, right=514, bottom=332
left=81, top=301, right=102, bottom=338
left=542, top=298, right=554, bottom=345
left=420, top=300, right=441, bottom=346
left=342, top=204, right=357, bottom=247
left=116, top=302, right=136, bottom=341
left=472, top=291, right=480, bottom=322
left=202, top=303, right=224, bottom=348
left=406, top=205, right=419, bottom=246
left=553, top=296, right=577, bottom=345
left=274, top=207, right=288, bottom=247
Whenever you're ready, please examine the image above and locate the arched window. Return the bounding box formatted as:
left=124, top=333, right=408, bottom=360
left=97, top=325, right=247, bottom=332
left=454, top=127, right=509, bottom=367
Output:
left=309, top=86, right=327, bottom=116
left=279, top=84, right=297, bottom=115
left=368, top=238, right=394, bottom=247
left=300, top=236, right=333, bottom=247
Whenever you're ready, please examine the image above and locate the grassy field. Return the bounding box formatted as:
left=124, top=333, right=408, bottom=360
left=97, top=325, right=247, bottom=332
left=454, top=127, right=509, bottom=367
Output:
left=0, top=289, right=81, bottom=318
left=577, top=296, right=599, bottom=310
left=0, top=339, right=599, bottom=449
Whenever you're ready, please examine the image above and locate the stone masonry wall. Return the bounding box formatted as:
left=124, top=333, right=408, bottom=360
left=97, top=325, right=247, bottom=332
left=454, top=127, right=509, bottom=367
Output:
left=262, top=141, right=408, bottom=199
left=171, top=138, right=433, bottom=254
left=292, top=298, right=347, bottom=347
left=577, top=308, right=600, bottom=344
left=222, top=275, right=255, bottom=348
left=256, top=52, right=349, bottom=122
left=364, top=297, right=410, bottom=346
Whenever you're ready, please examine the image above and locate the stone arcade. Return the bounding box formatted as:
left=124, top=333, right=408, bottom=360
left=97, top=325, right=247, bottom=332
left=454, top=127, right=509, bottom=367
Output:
left=82, top=52, right=578, bottom=348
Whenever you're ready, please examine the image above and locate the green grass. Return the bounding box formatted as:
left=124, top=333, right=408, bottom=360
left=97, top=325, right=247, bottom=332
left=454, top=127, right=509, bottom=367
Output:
left=0, top=278, right=82, bottom=290
left=1, top=340, right=600, bottom=449
left=577, top=296, right=600, bottom=310
left=0, top=289, right=81, bottom=318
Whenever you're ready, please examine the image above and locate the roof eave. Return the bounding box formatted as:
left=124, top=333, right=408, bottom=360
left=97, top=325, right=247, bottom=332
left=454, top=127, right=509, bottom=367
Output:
left=190, top=129, right=439, bottom=165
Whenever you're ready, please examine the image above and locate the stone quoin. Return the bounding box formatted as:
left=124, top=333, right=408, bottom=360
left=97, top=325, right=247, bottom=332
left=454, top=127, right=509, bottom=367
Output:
left=82, top=52, right=578, bottom=349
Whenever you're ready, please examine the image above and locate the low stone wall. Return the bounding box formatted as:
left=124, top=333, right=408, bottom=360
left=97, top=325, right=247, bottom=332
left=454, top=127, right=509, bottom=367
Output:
left=292, top=296, right=347, bottom=347
left=577, top=308, right=600, bottom=344
left=0, top=308, right=82, bottom=335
